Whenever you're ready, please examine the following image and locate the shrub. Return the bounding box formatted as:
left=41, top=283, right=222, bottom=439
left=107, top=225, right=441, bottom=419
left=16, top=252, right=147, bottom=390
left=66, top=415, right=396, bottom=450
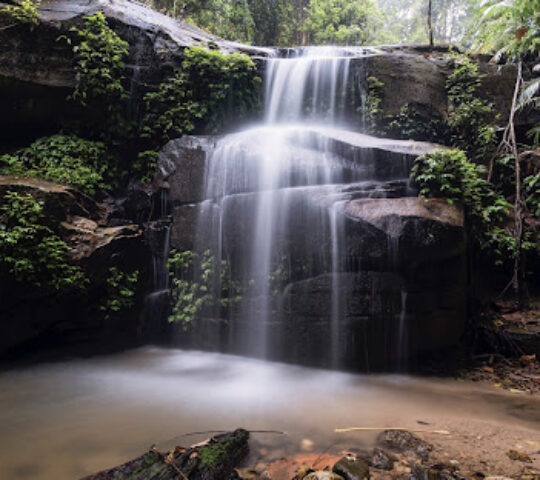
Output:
left=168, top=249, right=242, bottom=328
left=99, top=267, right=139, bottom=319
left=61, top=12, right=132, bottom=144
left=0, top=135, right=115, bottom=195
left=411, top=149, right=521, bottom=264
left=446, top=55, right=497, bottom=161
left=0, top=0, right=39, bottom=26
left=142, top=46, right=261, bottom=144
left=0, top=190, right=85, bottom=290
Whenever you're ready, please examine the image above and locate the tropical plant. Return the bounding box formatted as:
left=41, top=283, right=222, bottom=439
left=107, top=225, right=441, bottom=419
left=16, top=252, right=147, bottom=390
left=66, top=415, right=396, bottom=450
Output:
left=411, top=149, right=525, bottom=265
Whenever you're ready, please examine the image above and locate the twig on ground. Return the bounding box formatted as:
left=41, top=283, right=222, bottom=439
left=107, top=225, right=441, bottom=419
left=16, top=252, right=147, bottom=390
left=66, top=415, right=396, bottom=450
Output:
left=150, top=445, right=189, bottom=480
left=334, top=427, right=465, bottom=436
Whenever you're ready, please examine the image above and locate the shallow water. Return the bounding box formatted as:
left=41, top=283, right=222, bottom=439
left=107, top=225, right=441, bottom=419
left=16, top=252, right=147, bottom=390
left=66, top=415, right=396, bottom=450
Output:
left=0, top=347, right=539, bottom=479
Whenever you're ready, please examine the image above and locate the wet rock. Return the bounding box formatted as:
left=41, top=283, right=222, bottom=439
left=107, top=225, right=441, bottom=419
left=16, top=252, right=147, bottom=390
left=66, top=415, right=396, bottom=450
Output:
left=155, top=136, right=211, bottom=205
left=0, top=0, right=267, bottom=145
left=344, top=197, right=465, bottom=268
left=355, top=49, right=535, bottom=129
left=377, top=430, right=432, bottom=460
left=411, top=463, right=458, bottom=480
left=333, top=456, right=370, bottom=480
left=305, top=471, right=345, bottom=480
left=0, top=176, right=148, bottom=358
left=370, top=448, right=396, bottom=471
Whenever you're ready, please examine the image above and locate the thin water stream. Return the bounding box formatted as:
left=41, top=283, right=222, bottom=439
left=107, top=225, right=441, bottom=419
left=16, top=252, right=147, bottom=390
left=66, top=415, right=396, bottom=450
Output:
left=0, top=348, right=539, bottom=479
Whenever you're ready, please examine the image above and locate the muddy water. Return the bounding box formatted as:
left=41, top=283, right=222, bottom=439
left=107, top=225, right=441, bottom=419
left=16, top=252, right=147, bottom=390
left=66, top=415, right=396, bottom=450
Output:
left=0, top=347, right=539, bottom=479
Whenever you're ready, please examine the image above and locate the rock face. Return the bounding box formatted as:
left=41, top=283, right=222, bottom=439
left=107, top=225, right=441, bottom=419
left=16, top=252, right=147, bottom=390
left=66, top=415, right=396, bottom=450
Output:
left=159, top=131, right=466, bottom=370
left=333, top=457, right=370, bottom=480
left=0, top=0, right=268, bottom=147
left=0, top=176, right=149, bottom=358
left=349, top=49, right=529, bottom=128
left=1, top=1, right=536, bottom=149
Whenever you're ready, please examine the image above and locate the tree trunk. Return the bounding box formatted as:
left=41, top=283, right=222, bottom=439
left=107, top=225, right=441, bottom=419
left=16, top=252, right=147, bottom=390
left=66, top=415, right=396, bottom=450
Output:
left=427, top=0, right=434, bottom=49
left=80, top=429, right=250, bottom=480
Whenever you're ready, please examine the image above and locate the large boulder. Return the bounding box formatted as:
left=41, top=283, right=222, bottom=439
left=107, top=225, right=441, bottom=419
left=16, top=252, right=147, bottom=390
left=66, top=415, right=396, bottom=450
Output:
left=349, top=48, right=535, bottom=129
left=343, top=197, right=465, bottom=269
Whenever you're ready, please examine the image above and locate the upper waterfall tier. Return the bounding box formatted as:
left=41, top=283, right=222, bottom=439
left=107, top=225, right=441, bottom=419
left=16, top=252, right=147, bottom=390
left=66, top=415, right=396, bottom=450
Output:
left=264, top=47, right=375, bottom=124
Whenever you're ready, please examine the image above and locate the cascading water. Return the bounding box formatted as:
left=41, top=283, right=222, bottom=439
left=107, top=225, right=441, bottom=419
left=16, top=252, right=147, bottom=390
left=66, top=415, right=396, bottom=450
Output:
left=185, top=47, right=417, bottom=369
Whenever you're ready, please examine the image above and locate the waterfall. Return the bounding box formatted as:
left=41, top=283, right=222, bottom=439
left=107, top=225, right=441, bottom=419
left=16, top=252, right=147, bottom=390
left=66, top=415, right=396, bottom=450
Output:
left=180, top=46, right=413, bottom=367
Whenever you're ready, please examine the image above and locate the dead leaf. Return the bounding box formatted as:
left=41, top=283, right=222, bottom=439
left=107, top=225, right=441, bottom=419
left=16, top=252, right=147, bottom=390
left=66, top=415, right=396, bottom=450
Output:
left=515, top=26, right=528, bottom=39
left=520, top=354, right=536, bottom=367
left=266, top=453, right=342, bottom=480
left=506, top=449, right=533, bottom=463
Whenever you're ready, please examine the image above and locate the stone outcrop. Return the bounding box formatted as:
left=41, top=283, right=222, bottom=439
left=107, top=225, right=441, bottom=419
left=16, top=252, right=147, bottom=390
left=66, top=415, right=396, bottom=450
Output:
left=0, top=0, right=268, bottom=146
left=350, top=49, right=529, bottom=128
left=0, top=176, right=149, bottom=358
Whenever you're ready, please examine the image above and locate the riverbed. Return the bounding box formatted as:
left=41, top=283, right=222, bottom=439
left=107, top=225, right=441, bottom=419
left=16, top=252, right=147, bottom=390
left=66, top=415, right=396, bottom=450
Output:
left=0, top=347, right=539, bottom=479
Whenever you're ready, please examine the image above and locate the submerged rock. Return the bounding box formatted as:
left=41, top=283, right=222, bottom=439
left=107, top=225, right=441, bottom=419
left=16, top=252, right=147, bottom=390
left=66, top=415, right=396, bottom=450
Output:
left=377, top=430, right=433, bottom=460
left=369, top=448, right=396, bottom=471
left=333, top=456, right=370, bottom=480
left=305, top=471, right=346, bottom=480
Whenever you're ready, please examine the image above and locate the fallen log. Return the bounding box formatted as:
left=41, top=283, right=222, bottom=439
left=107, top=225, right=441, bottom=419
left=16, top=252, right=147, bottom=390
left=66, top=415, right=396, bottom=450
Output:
left=81, top=429, right=250, bottom=480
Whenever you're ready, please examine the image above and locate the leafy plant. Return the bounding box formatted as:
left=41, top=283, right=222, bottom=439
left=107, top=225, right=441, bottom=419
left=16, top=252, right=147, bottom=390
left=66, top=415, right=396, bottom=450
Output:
left=142, top=46, right=261, bottom=144
left=411, top=149, right=521, bottom=264
left=524, top=173, right=540, bottom=217
left=168, top=249, right=242, bottom=328
left=0, top=0, right=39, bottom=26
left=470, top=0, right=540, bottom=61
left=0, top=190, right=85, bottom=290
left=61, top=12, right=132, bottom=143
left=445, top=54, right=497, bottom=161
left=67, top=12, right=129, bottom=107
left=387, top=103, right=444, bottom=142
left=358, top=76, right=385, bottom=133
left=99, top=267, right=139, bottom=319
left=0, top=135, right=115, bottom=195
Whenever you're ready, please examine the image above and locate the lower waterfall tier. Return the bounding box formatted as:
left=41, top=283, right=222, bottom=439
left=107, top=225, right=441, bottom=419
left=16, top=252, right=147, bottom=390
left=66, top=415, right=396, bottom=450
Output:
left=151, top=127, right=466, bottom=370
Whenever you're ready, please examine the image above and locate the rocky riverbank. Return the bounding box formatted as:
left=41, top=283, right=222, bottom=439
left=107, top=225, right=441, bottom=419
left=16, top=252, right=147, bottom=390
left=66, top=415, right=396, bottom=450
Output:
left=80, top=426, right=540, bottom=480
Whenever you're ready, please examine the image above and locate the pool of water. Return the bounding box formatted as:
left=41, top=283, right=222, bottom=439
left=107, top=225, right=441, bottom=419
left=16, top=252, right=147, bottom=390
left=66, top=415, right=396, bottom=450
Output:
left=1, top=347, right=539, bottom=479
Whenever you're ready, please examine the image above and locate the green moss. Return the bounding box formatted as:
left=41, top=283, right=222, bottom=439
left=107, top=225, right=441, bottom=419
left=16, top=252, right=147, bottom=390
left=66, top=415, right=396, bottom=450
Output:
left=197, top=431, right=248, bottom=470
